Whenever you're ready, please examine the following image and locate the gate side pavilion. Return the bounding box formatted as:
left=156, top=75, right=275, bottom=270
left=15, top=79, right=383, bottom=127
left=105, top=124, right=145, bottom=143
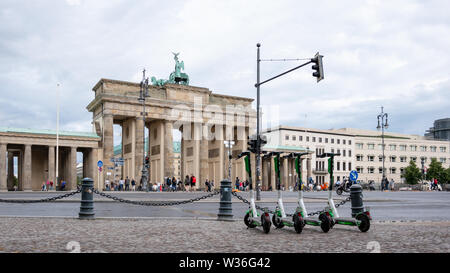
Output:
left=0, top=128, right=100, bottom=191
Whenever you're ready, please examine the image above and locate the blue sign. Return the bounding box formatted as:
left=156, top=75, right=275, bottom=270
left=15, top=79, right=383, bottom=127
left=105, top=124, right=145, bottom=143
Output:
left=97, top=160, right=103, bottom=168
left=349, top=170, right=358, bottom=182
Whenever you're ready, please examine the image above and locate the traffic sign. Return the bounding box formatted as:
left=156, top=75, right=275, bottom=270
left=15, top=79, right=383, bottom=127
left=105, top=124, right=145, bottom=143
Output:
left=97, top=160, right=103, bottom=168
left=349, top=170, right=358, bottom=182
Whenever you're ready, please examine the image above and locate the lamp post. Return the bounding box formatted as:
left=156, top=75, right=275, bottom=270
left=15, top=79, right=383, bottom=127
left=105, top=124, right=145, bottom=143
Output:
left=138, top=69, right=150, bottom=191
left=377, top=106, right=389, bottom=187
left=254, top=43, right=323, bottom=200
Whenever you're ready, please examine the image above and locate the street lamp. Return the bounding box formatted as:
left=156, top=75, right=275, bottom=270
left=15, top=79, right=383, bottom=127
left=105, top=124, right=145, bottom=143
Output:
left=377, top=106, right=388, bottom=187
left=138, top=69, right=150, bottom=191
left=253, top=43, right=323, bottom=200
left=224, top=140, right=235, bottom=181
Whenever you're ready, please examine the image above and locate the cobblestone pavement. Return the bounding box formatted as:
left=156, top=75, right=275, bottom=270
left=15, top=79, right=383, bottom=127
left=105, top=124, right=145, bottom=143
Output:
left=0, top=217, right=448, bottom=253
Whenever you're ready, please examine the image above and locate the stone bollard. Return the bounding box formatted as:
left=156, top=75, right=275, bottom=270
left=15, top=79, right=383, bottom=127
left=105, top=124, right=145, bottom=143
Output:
left=79, top=177, right=95, bottom=220
left=350, top=183, right=364, bottom=217
left=217, top=179, right=233, bottom=221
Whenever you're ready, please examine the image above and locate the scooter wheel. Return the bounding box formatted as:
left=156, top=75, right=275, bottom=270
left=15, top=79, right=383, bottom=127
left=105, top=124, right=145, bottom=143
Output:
left=244, top=212, right=256, bottom=228
left=336, top=188, right=343, bottom=195
left=261, top=213, right=271, bottom=234
left=293, top=213, right=305, bottom=234
left=318, top=213, right=331, bottom=233
left=272, top=214, right=284, bottom=229
left=356, top=213, right=370, bottom=232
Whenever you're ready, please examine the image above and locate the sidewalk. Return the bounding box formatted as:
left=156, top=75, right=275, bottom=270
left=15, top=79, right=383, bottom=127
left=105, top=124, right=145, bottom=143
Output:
left=0, top=217, right=447, bottom=253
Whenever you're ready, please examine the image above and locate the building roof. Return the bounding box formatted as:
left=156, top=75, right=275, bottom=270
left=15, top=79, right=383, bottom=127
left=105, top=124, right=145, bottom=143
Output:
left=0, top=127, right=100, bottom=139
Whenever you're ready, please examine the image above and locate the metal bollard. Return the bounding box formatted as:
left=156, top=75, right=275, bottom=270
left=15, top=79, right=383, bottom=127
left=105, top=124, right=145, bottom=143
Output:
left=217, top=179, right=233, bottom=221
left=79, top=177, right=95, bottom=220
left=350, top=183, right=364, bottom=217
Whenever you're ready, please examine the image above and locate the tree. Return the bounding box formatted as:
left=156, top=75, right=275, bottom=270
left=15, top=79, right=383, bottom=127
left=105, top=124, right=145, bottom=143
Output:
left=426, top=158, right=447, bottom=184
left=402, top=160, right=422, bottom=185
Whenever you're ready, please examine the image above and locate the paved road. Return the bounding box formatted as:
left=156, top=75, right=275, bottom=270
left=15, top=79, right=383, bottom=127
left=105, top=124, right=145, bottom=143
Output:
left=0, top=191, right=449, bottom=221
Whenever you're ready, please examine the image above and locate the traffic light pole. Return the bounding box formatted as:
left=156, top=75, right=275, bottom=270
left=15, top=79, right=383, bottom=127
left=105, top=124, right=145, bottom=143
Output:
left=254, top=43, right=322, bottom=200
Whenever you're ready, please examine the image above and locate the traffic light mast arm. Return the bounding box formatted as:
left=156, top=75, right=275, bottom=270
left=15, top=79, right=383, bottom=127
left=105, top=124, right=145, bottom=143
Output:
left=255, top=60, right=312, bottom=88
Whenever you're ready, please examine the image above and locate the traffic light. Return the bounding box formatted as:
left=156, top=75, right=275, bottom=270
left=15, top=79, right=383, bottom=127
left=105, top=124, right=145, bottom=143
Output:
left=247, top=137, right=258, bottom=153
left=260, top=135, right=267, bottom=147
left=311, top=52, right=324, bottom=82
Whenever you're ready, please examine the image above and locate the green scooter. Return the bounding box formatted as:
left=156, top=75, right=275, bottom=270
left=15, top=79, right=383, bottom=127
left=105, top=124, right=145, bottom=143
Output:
left=317, top=153, right=371, bottom=232
left=269, top=152, right=308, bottom=233
left=273, top=152, right=333, bottom=233
left=238, top=152, right=271, bottom=234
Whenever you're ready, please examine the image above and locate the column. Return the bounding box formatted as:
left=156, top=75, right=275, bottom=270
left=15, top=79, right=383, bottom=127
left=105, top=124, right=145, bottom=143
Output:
left=48, top=146, right=55, bottom=189
left=262, top=157, right=269, bottom=191
left=180, top=136, right=185, bottom=181
left=307, top=157, right=312, bottom=182
left=199, top=125, right=209, bottom=189
left=0, top=143, right=7, bottom=191
left=270, top=156, right=276, bottom=191
left=7, top=152, right=14, bottom=190
left=283, top=156, right=289, bottom=190
left=164, top=120, right=174, bottom=178
left=103, top=114, right=114, bottom=182
left=135, top=117, right=144, bottom=183
left=69, top=146, right=77, bottom=190
left=18, top=152, right=23, bottom=190
left=193, top=123, right=201, bottom=189
left=23, top=144, right=32, bottom=191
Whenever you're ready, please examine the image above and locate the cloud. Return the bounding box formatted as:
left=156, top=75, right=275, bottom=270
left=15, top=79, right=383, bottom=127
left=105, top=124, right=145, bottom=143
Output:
left=0, top=0, right=448, bottom=140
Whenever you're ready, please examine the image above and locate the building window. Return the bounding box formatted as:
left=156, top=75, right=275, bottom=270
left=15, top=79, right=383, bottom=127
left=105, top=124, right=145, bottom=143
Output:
left=400, top=145, right=406, bottom=151
left=337, top=162, right=340, bottom=171
left=292, top=136, right=296, bottom=141
left=356, top=167, right=363, bottom=174
left=337, top=139, right=340, bottom=144
left=356, top=155, right=363, bottom=161
left=348, top=162, right=351, bottom=170
left=348, top=140, right=352, bottom=145
left=379, top=155, right=383, bottom=162
left=299, top=136, right=303, bottom=141
left=368, top=144, right=375, bottom=150
left=331, top=148, right=335, bottom=153
left=285, top=135, right=289, bottom=140
left=343, top=140, right=346, bottom=145
left=421, top=157, right=427, bottom=163
left=430, top=146, right=436, bottom=152
left=411, top=157, right=417, bottom=163
left=411, top=145, right=417, bottom=152
left=356, top=143, right=363, bottom=149
left=325, top=138, right=328, bottom=143
left=312, top=137, right=316, bottom=142
left=368, top=155, right=374, bottom=162
left=306, top=136, right=309, bottom=142
left=400, top=156, right=407, bottom=163
left=337, top=149, right=341, bottom=155
left=331, top=139, right=334, bottom=144
left=389, top=144, right=396, bottom=151
left=343, top=162, right=346, bottom=171
left=390, top=156, right=396, bottom=162
left=343, top=150, right=346, bottom=157
left=319, top=137, right=322, bottom=143
left=379, top=167, right=383, bottom=174
left=440, top=147, right=447, bottom=153
left=368, top=167, right=374, bottom=174
left=390, top=168, right=396, bottom=174
left=420, top=146, right=427, bottom=152
left=440, top=158, right=447, bottom=163
left=348, top=150, right=352, bottom=157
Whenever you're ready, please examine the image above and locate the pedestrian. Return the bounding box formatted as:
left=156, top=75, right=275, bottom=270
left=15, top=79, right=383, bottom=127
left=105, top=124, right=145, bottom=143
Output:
left=119, top=179, right=124, bottom=191
left=125, top=177, right=130, bottom=191
left=390, top=179, right=395, bottom=191
left=191, top=175, right=196, bottom=191
left=184, top=175, right=190, bottom=192
left=50, top=180, right=54, bottom=191
left=210, top=180, right=214, bottom=190
left=131, top=178, right=136, bottom=191
left=235, top=177, right=240, bottom=190
left=41, top=181, right=46, bottom=191
left=205, top=179, right=210, bottom=192
left=61, top=180, right=66, bottom=191
left=433, top=178, right=438, bottom=190
left=171, top=177, right=177, bottom=191
left=105, top=179, right=110, bottom=191
left=46, top=180, right=50, bottom=191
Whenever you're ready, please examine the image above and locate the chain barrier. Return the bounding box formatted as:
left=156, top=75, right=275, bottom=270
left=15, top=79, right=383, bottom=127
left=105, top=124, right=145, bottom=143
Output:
left=231, top=192, right=352, bottom=217
left=0, top=189, right=81, bottom=203
left=92, top=189, right=220, bottom=206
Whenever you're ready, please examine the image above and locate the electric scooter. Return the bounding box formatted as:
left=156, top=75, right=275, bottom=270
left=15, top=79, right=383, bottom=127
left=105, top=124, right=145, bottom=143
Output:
left=285, top=152, right=333, bottom=233
left=270, top=152, right=332, bottom=233
left=317, top=153, right=372, bottom=232
left=237, top=152, right=271, bottom=234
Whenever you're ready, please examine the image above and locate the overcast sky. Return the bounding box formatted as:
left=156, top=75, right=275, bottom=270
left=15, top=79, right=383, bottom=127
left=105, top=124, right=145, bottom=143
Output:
left=1, top=0, right=449, bottom=142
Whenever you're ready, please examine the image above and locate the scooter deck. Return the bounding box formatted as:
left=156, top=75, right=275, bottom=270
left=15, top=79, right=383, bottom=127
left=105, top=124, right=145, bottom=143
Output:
left=303, top=217, right=322, bottom=226
left=333, top=217, right=358, bottom=226
left=280, top=217, right=294, bottom=227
